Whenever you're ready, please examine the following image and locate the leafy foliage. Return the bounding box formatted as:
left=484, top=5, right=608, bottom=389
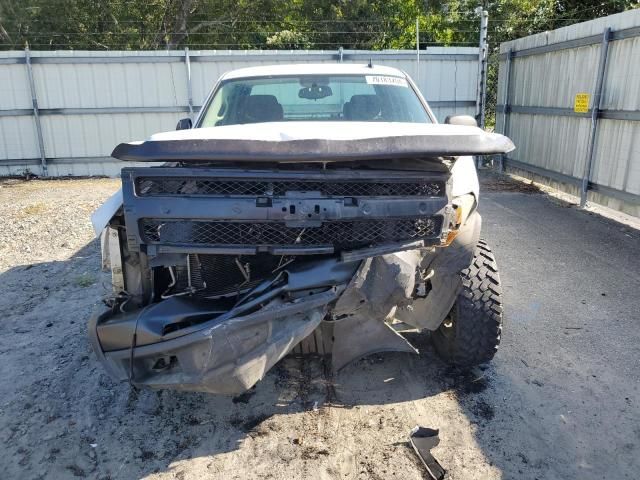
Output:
left=1, top=0, right=636, bottom=50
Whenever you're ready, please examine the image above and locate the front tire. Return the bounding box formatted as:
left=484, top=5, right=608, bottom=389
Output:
left=431, top=239, right=503, bottom=366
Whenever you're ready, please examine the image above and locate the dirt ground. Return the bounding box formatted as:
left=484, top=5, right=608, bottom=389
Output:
left=1, top=173, right=639, bottom=480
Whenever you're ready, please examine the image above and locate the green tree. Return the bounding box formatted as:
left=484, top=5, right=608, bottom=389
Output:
left=1, top=0, right=637, bottom=51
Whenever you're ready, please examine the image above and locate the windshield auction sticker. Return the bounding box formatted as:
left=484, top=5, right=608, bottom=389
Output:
left=365, top=76, right=409, bottom=87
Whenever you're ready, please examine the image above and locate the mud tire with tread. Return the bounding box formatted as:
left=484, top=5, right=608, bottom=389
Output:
left=431, top=239, right=503, bottom=366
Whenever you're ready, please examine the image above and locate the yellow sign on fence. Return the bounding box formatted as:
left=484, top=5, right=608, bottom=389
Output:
left=574, top=93, right=590, bottom=113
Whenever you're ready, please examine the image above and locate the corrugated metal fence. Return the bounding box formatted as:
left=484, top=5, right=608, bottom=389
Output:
left=0, top=47, right=479, bottom=177
left=496, top=9, right=640, bottom=216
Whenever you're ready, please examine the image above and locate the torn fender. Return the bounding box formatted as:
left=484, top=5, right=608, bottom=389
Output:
left=326, top=211, right=481, bottom=341
left=332, top=250, right=423, bottom=320
left=395, top=211, right=481, bottom=330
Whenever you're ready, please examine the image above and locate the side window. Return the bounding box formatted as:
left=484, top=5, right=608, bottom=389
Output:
left=200, top=89, right=226, bottom=127
left=202, top=84, right=252, bottom=126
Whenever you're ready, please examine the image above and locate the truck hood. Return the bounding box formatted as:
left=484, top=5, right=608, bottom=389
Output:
left=112, top=122, right=515, bottom=163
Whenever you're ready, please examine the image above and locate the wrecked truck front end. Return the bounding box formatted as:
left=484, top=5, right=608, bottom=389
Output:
left=89, top=127, right=513, bottom=395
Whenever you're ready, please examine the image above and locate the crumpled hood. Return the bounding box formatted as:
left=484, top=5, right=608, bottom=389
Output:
left=147, top=122, right=500, bottom=142
left=112, top=121, right=515, bottom=163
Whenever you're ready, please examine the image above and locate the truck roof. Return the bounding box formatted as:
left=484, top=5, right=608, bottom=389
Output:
left=220, top=63, right=408, bottom=81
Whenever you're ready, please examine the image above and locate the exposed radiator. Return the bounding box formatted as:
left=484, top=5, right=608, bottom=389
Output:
left=174, top=253, right=286, bottom=298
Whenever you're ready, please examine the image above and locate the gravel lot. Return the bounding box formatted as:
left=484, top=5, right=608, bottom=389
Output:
left=1, top=173, right=639, bottom=480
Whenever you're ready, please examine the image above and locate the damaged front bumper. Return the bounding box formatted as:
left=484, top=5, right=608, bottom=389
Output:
left=89, top=213, right=481, bottom=395
left=89, top=289, right=336, bottom=395
left=89, top=258, right=358, bottom=394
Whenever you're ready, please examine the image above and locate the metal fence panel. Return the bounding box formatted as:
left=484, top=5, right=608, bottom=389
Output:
left=592, top=120, right=640, bottom=195
left=0, top=63, right=31, bottom=109
left=497, top=9, right=640, bottom=217
left=33, top=62, right=189, bottom=109
left=600, top=36, right=640, bottom=111
left=0, top=117, right=40, bottom=161
left=40, top=113, right=179, bottom=158
left=0, top=48, right=478, bottom=177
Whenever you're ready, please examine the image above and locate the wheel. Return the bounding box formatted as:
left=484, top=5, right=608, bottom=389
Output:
left=431, top=239, right=503, bottom=366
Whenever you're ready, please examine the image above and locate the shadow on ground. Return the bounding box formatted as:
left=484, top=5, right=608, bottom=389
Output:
left=0, top=238, right=513, bottom=480
left=2, top=174, right=639, bottom=479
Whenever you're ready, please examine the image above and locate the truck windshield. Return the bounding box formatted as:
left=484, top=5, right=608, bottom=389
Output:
left=198, top=75, right=432, bottom=127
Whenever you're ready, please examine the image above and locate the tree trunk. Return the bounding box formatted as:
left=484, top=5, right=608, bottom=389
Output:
left=166, top=0, right=194, bottom=49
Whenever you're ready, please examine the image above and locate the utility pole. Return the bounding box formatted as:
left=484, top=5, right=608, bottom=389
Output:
left=475, top=6, right=489, bottom=129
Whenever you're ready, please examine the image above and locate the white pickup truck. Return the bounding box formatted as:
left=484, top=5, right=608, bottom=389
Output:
left=89, top=63, right=514, bottom=394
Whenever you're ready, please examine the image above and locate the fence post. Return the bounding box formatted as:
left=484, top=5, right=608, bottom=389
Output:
left=415, top=17, right=420, bottom=86
left=580, top=27, right=611, bottom=208
left=499, top=48, right=513, bottom=173
left=475, top=7, right=489, bottom=129
left=184, top=47, right=194, bottom=119
left=25, top=48, right=47, bottom=176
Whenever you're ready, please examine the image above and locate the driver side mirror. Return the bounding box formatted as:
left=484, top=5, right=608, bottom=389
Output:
left=176, top=117, right=193, bottom=130
left=444, top=115, right=478, bottom=127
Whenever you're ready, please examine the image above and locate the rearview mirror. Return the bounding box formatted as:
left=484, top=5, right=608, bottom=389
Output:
left=176, top=118, right=193, bottom=130
left=444, top=115, right=478, bottom=127
left=299, top=85, right=333, bottom=100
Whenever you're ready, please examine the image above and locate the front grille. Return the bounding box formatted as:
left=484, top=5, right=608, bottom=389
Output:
left=135, top=177, right=444, bottom=197
left=141, top=217, right=442, bottom=249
